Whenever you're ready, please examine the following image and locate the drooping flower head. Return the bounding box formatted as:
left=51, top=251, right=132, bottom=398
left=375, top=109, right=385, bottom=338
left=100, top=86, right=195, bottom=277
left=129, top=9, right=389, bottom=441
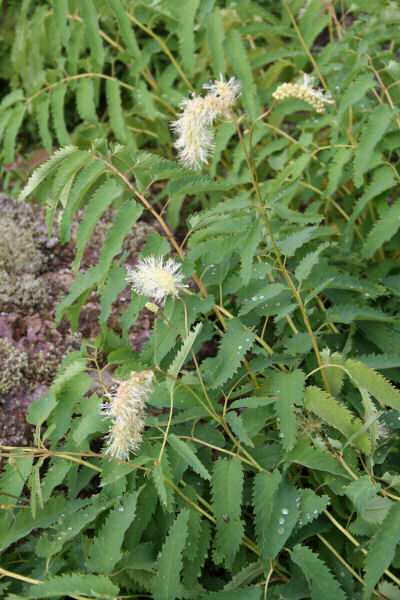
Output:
left=102, top=370, right=154, bottom=460
left=171, top=75, right=241, bottom=168
left=126, top=255, right=186, bottom=304
left=272, top=74, right=333, bottom=113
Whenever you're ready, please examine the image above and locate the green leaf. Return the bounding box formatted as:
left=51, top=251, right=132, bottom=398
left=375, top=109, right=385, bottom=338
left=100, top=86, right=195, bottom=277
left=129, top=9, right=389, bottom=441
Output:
left=273, top=370, right=305, bottom=451
left=107, top=0, right=141, bottom=58
left=76, top=77, right=98, bottom=124
left=324, top=148, right=353, bottom=197
left=225, top=29, right=260, bottom=119
left=55, top=265, right=100, bottom=325
left=167, top=322, right=202, bottom=391
left=52, top=150, right=92, bottom=207
left=72, top=179, right=122, bottom=274
left=106, top=79, right=127, bottom=143
left=295, top=243, right=329, bottom=282
left=87, top=492, right=139, bottom=574
left=205, top=8, right=226, bottom=77
left=0, top=456, right=33, bottom=503
left=345, top=476, right=380, bottom=514
left=99, top=264, right=128, bottom=329
left=151, top=463, right=168, bottom=509
left=253, top=470, right=281, bottom=556
left=362, top=200, right=400, bottom=258
left=51, top=0, right=68, bottom=46
left=285, top=443, right=351, bottom=478
left=177, top=0, right=200, bottom=76
left=225, top=411, right=254, bottom=447
left=240, top=218, right=263, bottom=284
left=35, top=95, right=52, bottom=153
left=3, top=103, right=25, bottom=163
left=338, top=72, right=375, bottom=116
left=168, top=434, right=210, bottom=480
left=292, top=544, right=346, bottom=600
left=59, top=159, right=105, bottom=243
left=345, top=358, right=400, bottom=411
left=223, top=561, right=264, bottom=591
left=6, top=573, right=118, bottom=599
left=278, top=225, right=320, bottom=257
left=298, top=489, right=329, bottom=524
left=201, top=588, right=261, bottom=599
left=353, top=104, right=393, bottom=186
left=349, top=165, right=395, bottom=223
left=168, top=175, right=227, bottom=197
left=257, top=476, right=299, bottom=560
left=80, top=1, right=104, bottom=67
left=212, top=458, right=244, bottom=567
left=98, top=199, right=142, bottom=277
left=304, top=386, right=371, bottom=453
left=51, top=84, right=69, bottom=146
left=363, top=502, right=400, bottom=598
left=201, top=318, right=254, bottom=388
left=152, top=509, right=189, bottom=600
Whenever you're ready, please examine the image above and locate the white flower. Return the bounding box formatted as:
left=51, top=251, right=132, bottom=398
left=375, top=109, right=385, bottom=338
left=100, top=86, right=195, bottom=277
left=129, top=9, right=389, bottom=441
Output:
left=272, top=74, right=333, bottom=113
left=102, top=370, right=154, bottom=460
left=171, top=75, right=241, bottom=168
left=126, top=255, right=186, bottom=304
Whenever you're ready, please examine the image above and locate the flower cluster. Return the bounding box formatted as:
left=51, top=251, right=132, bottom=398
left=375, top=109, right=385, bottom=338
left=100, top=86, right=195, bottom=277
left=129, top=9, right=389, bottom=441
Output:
left=102, top=370, right=154, bottom=460
left=126, top=255, right=186, bottom=305
left=272, top=74, right=333, bottom=113
left=171, top=75, right=241, bottom=168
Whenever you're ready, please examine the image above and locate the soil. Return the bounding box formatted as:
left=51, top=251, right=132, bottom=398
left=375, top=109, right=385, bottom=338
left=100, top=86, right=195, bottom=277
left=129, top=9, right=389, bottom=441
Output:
left=0, top=195, right=159, bottom=447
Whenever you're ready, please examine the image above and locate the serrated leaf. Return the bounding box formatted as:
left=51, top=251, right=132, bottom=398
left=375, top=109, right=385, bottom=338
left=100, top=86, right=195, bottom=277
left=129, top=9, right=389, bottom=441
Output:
left=205, top=7, right=226, bottom=76
left=324, top=148, right=353, bottom=197
left=177, top=0, right=200, bottom=76
left=354, top=104, right=393, bottom=186
left=87, top=492, right=138, bottom=574
left=285, top=443, right=351, bottom=478
left=106, top=78, right=127, bottom=143
left=225, top=412, right=254, bottom=447
left=225, top=29, right=259, bottom=118
left=253, top=470, right=281, bottom=556
left=51, top=84, right=69, bottom=146
left=260, top=477, right=299, bottom=560
left=320, top=349, right=345, bottom=397
left=349, top=165, right=395, bottom=223
left=34, top=95, right=52, bottom=153
left=6, top=573, right=118, bottom=599
left=202, top=588, right=261, bottom=599
left=238, top=283, right=284, bottom=316
left=278, top=226, right=320, bottom=257
left=273, top=370, right=305, bottom=451
left=240, top=218, right=263, bottom=284
left=292, top=544, right=346, bottom=600
left=212, top=458, right=244, bottom=567
left=18, top=146, right=79, bottom=202
left=80, top=1, right=104, bottom=67
left=338, top=72, right=375, bottom=116
left=298, top=489, right=329, bottom=524
left=362, top=200, right=400, bottom=258
left=152, top=463, right=168, bottom=509
left=168, top=434, right=210, bottom=480
left=345, top=358, right=400, bottom=411
left=76, top=77, right=98, bottom=124
left=295, top=243, right=329, bottom=281
left=152, top=509, right=189, bottom=600
left=167, top=323, right=202, bottom=391
left=98, top=199, right=142, bottom=277
left=363, top=502, right=400, bottom=598
left=223, top=561, right=264, bottom=590
left=107, top=0, right=141, bottom=58
left=202, top=319, right=254, bottom=388
left=344, top=476, right=380, bottom=514
left=59, top=160, right=105, bottom=243
left=3, top=103, right=25, bottom=163
left=304, top=386, right=371, bottom=453
left=72, top=179, right=122, bottom=274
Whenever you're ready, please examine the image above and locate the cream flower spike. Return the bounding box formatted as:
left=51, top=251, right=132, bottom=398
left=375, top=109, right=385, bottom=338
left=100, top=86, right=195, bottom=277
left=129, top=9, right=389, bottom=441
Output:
left=171, top=74, right=241, bottom=168
left=126, top=255, right=186, bottom=304
left=102, top=370, right=154, bottom=460
left=272, top=74, right=333, bottom=113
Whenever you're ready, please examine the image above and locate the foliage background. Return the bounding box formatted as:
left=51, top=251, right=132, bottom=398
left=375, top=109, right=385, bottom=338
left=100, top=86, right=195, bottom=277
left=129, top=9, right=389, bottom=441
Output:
left=1, top=0, right=400, bottom=599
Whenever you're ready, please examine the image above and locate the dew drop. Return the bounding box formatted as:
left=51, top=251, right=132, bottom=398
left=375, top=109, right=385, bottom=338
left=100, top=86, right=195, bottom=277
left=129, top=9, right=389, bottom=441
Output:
left=277, top=527, right=285, bottom=535
left=313, top=509, right=318, bottom=514
left=238, top=345, right=243, bottom=350
left=281, top=508, right=289, bottom=515
left=279, top=433, right=285, bottom=439
left=68, top=527, right=72, bottom=530
left=57, top=536, right=62, bottom=540
left=118, top=507, right=124, bottom=512
left=279, top=517, right=285, bottom=525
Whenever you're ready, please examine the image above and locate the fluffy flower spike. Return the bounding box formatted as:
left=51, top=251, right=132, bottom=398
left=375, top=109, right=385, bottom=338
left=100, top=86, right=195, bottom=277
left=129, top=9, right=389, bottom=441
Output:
left=272, top=74, right=333, bottom=113
left=126, top=255, right=186, bottom=304
left=102, top=370, right=154, bottom=460
left=171, top=75, right=241, bottom=168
